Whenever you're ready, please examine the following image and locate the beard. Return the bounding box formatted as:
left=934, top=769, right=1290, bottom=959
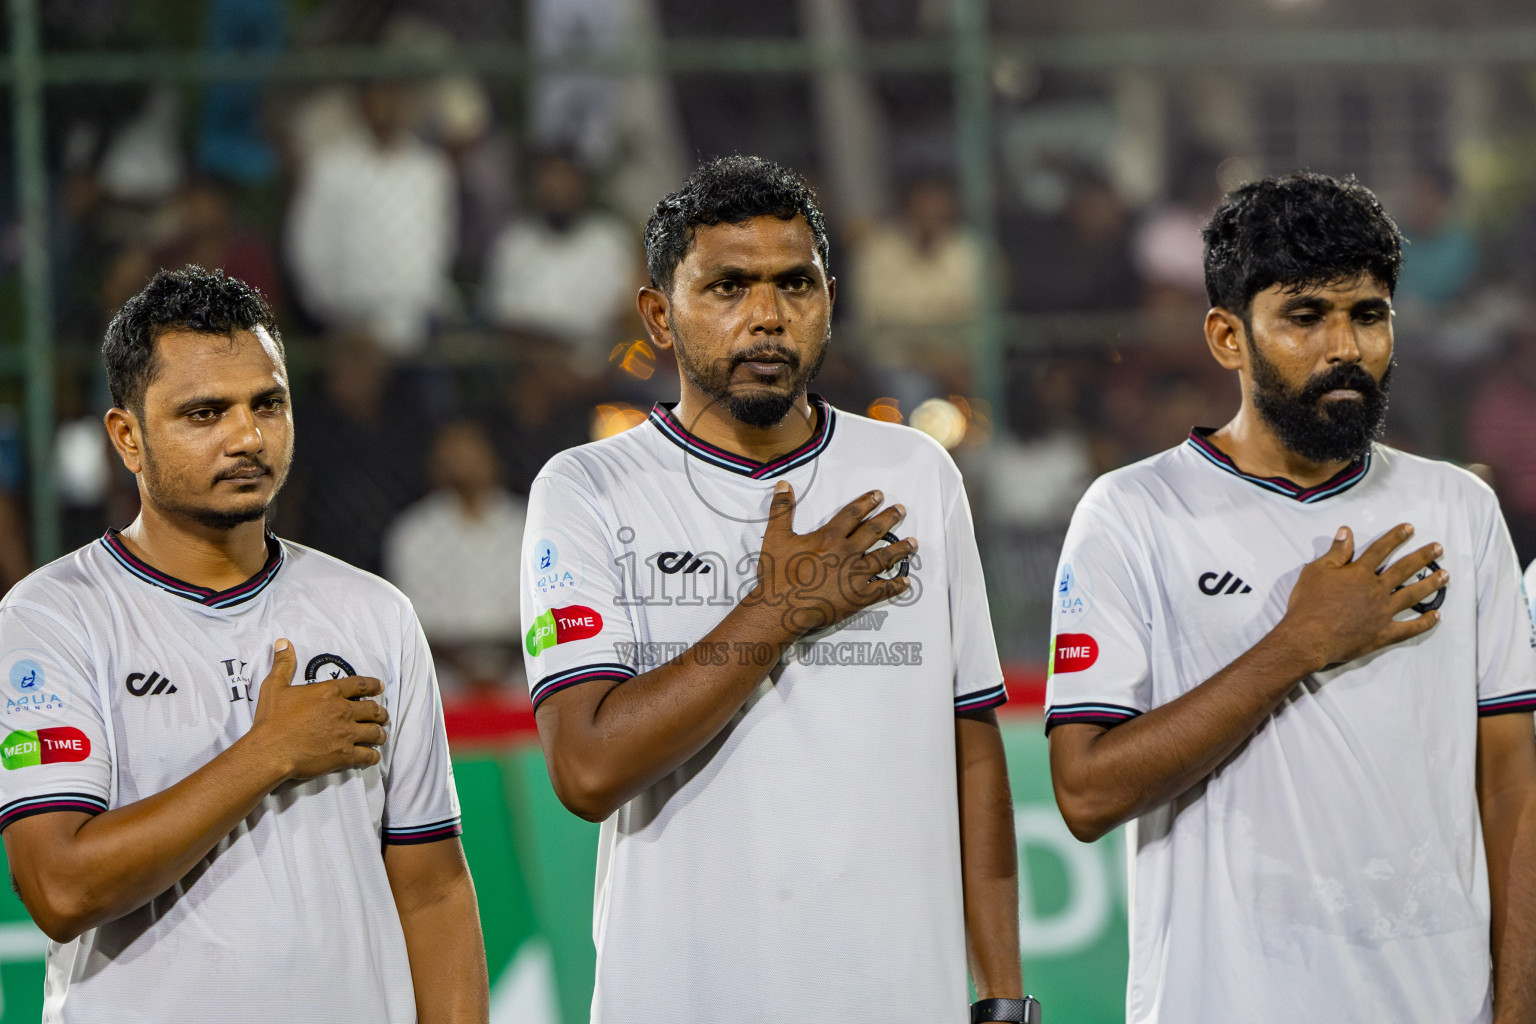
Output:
left=1249, top=337, right=1392, bottom=464
left=140, top=439, right=286, bottom=531
left=672, top=321, right=829, bottom=429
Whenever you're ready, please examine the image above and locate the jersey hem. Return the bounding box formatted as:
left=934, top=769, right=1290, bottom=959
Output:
left=1044, top=702, right=1143, bottom=734
left=382, top=816, right=464, bottom=845
left=955, top=682, right=1008, bottom=715
left=530, top=662, right=638, bottom=709
left=1477, top=691, right=1536, bottom=716
left=0, top=792, right=108, bottom=831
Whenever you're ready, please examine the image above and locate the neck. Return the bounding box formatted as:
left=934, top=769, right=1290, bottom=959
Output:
left=672, top=384, right=815, bottom=464
left=1207, top=401, right=1355, bottom=488
left=117, top=502, right=271, bottom=591
left=452, top=484, right=492, bottom=520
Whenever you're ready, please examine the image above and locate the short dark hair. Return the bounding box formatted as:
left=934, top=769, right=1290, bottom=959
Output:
left=1202, top=172, right=1404, bottom=317
left=644, top=155, right=831, bottom=292
left=103, top=266, right=283, bottom=413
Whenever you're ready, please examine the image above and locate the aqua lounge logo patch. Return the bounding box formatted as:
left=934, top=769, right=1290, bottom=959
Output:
left=4, top=658, right=67, bottom=718
left=530, top=536, right=579, bottom=597
left=1055, top=562, right=1093, bottom=625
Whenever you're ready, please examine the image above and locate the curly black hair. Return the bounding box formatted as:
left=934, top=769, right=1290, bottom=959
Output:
left=1202, top=172, right=1404, bottom=317
left=103, top=266, right=282, bottom=414
left=644, top=155, right=831, bottom=292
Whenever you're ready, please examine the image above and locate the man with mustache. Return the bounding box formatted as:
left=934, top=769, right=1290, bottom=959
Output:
left=520, top=156, right=1034, bottom=1023
left=0, top=267, right=488, bottom=1022
left=1047, top=172, right=1536, bottom=1022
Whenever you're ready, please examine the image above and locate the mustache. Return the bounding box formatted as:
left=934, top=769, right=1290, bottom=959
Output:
left=215, top=458, right=271, bottom=481
left=731, top=346, right=801, bottom=372
left=1297, top=362, right=1386, bottom=405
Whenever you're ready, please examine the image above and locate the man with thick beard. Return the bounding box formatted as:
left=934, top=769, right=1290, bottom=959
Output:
left=519, top=156, right=1033, bottom=1022
left=0, top=268, right=488, bottom=1022
left=1047, top=173, right=1536, bottom=1022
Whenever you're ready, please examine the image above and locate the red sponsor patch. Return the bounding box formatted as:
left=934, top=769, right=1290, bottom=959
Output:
left=552, top=606, right=603, bottom=642
left=1052, top=633, right=1099, bottom=673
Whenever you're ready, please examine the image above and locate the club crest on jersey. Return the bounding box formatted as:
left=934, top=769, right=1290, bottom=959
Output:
left=3, top=658, right=67, bottom=718
left=530, top=534, right=580, bottom=596
left=305, top=653, right=357, bottom=683
left=1399, top=559, right=1447, bottom=614
left=526, top=606, right=603, bottom=656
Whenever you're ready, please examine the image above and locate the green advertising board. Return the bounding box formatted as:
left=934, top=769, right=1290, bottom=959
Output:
left=0, top=719, right=1130, bottom=1022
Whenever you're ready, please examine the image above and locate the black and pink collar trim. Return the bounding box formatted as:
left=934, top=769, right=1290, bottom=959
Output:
left=648, top=394, right=837, bottom=479
left=99, top=529, right=285, bottom=608
left=1185, top=428, right=1371, bottom=503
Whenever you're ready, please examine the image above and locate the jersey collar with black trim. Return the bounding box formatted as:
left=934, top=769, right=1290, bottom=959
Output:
left=648, top=394, right=837, bottom=479
left=1184, top=427, right=1371, bottom=503
left=99, top=529, right=286, bottom=609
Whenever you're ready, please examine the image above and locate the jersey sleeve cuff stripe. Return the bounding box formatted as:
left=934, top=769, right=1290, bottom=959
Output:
left=1044, top=702, right=1143, bottom=734
left=530, top=663, right=638, bottom=710
left=1477, top=691, right=1536, bottom=716
left=0, top=792, right=108, bottom=831
left=955, top=682, right=1008, bottom=715
left=383, top=817, right=464, bottom=844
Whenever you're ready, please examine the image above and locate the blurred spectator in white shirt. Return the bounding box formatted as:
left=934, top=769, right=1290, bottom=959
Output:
left=481, top=150, right=638, bottom=371
left=384, top=420, right=527, bottom=692
left=846, top=176, right=983, bottom=399
left=285, top=80, right=456, bottom=355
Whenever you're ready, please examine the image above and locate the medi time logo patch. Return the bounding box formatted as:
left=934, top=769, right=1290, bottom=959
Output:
left=526, top=606, right=604, bottom=656
left=2, top=726, right=90, bottom=769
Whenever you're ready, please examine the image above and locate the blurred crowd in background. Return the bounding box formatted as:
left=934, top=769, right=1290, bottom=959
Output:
left=7, top=0, right=1536, bottom=687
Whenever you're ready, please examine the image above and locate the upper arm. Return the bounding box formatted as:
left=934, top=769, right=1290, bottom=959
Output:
left=380, top=608, right=462, bottom=846
left=1043, top=502, right=1154, bottom=735
left=3, top=811, right=93, bottom=920
left=383, top=837, right=474, bottom=916
left=1477, top=713, right=1536, bottom=809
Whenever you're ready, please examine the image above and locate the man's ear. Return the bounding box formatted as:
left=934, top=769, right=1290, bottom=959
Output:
left=826, top=275, right=837, bottom=308
left=637, top=286, right=674, bottom=351
left=1204, top=307, right=1246, bottom=372
left=104, top=407, right=144, bottom=475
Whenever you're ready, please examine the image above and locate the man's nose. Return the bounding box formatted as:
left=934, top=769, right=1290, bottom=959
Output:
left=224, top=406, right=264, bottom=453
left=748, top=284, right=786, bottom=335
left=1326, top=313, right=1364, bottom=364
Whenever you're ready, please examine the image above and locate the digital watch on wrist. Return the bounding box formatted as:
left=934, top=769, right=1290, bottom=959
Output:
left=970, top=995, right=1043, bottom=1023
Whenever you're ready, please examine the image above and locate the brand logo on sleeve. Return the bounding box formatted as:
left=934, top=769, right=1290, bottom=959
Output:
left=3, top=657, right=67, bottom=718
left=526, top=606, right=604, bottom=656
left=530, top=535, right=580, bottom=596
left=2, top=726, right=91, bottom=769
left=1055, top=562, right=1094, bottom=624
left=1051, top=633, right=1099, bottom=673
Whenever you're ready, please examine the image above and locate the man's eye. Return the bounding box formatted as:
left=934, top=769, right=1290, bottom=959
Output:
left=712, top=281, right=741, bottom=296
left=1292, top=314, right=1320, bottom=326
left=260, top=397, right=286, bottom=412
left=188, top=409, right=215, bottom=422
left=781, top=277, right=811, bottom=292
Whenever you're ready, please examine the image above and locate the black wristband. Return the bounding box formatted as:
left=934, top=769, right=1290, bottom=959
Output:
left=971, top=996, right=1041, bottom=1023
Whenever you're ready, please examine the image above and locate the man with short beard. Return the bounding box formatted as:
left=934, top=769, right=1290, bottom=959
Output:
left=1047, top=173, right=1536, bottom=1023
left=520, top=156, right=1033, bottom=1023
left=0, top=268, right=488, bottom=1022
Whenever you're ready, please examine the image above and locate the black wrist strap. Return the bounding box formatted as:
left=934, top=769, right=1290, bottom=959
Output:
left=971, top=995, right=1042, bottom=1023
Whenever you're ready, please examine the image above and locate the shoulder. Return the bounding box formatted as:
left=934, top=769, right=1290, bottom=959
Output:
left=830, top=407, right=963, bottom=481
left=531, top=426, right=656, bottom=498
left=278, top=540, right=415, bottom=618
left=1369, top=444, right=1496, bottom=503
left=1077, top=443, right=1192, bottom=516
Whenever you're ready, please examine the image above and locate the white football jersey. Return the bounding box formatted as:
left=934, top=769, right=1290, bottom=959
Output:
left=0, top=533, right=461, bottom=1024
left=1524, top=560, right=1536, bottom=633
left=519, top=396, right=1006, bottom=1024
left=1046, top=430, right=1536, bottom=1024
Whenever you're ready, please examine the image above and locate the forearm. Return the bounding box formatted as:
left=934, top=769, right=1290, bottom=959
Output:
left=1482, top=767, right=1536, bottom=1021
left=958, top=713, right=1022, bottom=1000
left=537, top=597, right=801, bottom=820
left=389, top=844, right=490, bottom=1024
left=1051, top=628, right=1313, bottom=841
left=7, top=736, right=285, bottom=940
